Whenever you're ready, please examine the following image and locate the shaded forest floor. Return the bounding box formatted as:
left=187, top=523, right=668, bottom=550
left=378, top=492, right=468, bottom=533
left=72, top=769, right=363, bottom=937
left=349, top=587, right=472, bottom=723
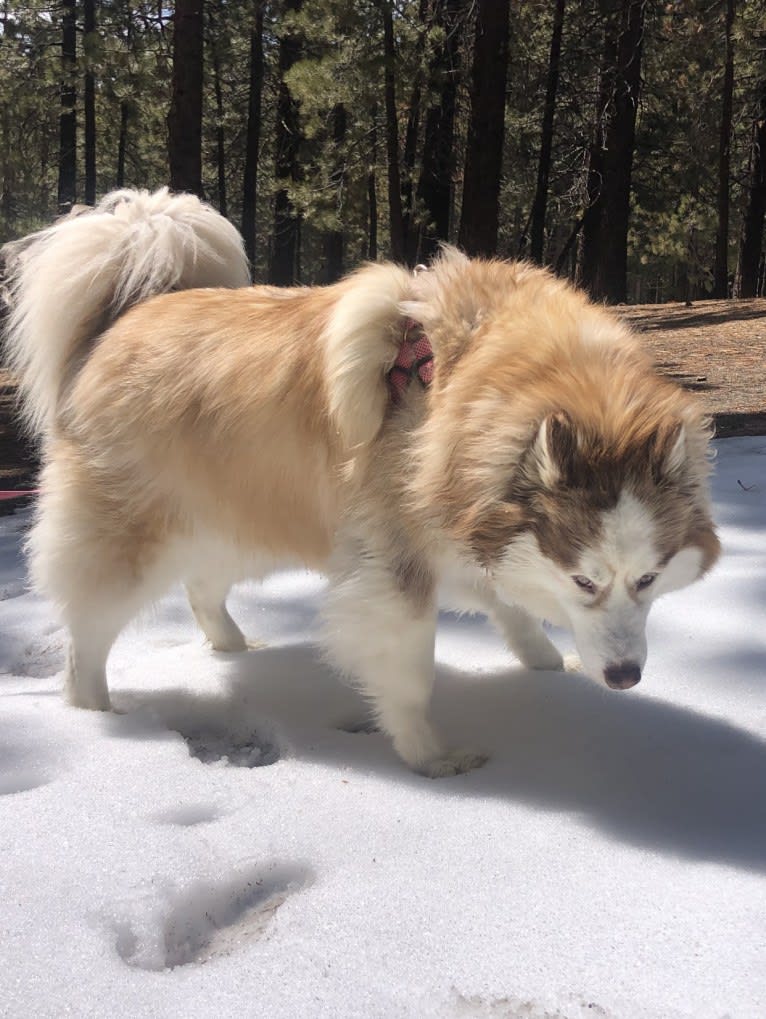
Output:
left=1, top=296, right=765, bottom=501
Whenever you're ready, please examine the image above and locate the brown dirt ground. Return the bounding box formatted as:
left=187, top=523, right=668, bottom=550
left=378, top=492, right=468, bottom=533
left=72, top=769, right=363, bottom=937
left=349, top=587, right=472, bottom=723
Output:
left=619, top=297, right=766, bottom=438
left=1, top=296, right=765, bottom=505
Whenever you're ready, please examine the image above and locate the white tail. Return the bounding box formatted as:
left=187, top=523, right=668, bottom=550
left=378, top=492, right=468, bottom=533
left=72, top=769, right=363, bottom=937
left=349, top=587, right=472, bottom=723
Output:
left=3, top=187, right=250, bottom=437
left=323, top=261, right=413, bottom=448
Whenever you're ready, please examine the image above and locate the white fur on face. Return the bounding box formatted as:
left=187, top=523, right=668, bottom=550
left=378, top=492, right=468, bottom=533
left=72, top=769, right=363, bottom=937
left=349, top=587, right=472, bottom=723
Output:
left=566, top=493, right=657, bottom=679
left=494, top=491, right=706, bottom=685
left=577, top=491, right=660, bottom=591
left=654, top=545, right=705, bottom=596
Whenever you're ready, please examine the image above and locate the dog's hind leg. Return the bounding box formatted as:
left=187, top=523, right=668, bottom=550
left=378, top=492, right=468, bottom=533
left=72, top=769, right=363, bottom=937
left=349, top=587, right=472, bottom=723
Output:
left=29, top=456, right=179, bottom=710
left=322, top=550, right=487, bottom=778
left=186, top=577, right=248, bottom=652
left=54, top=550, right=173, bottom=711
left=64, top=600, right=138, bottom=710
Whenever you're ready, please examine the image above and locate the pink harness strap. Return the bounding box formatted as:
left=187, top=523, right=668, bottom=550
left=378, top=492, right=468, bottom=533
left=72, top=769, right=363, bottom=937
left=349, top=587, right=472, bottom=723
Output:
left=1, top=323, right=436, bottom=497
left=0, top=490, right=37, bottom=501
left=388, top=319, right=434, bottom=404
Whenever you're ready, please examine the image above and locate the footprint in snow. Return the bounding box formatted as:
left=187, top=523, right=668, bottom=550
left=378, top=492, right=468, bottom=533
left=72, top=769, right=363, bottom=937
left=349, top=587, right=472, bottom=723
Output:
left=153, top=802, right=226, bottom=827
left=180, top=726, right=280, bottom=768
left=114, top=862, right=312, bottom=970
left=0, top=768, right=50, bottom=796
left=335, top=714, right=379, bottom=734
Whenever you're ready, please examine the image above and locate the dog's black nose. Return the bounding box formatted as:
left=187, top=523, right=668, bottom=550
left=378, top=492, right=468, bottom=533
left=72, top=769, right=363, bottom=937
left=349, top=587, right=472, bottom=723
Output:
left=604, top=663, right=642, bottom=690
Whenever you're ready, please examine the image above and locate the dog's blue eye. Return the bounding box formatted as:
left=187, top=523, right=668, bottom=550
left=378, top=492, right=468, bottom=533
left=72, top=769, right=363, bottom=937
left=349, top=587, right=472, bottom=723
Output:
left=572, top=575, right=596, bottom=594
left=636, top=573, right=657, bottom=591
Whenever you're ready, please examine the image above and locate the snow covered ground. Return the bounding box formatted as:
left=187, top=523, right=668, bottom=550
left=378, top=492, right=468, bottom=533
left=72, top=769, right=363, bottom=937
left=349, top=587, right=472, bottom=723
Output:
left=1, top=436, right=764, bottom=1019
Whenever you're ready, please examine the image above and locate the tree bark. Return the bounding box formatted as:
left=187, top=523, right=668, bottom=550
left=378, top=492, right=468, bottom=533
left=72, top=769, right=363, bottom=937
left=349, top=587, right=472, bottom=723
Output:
left=115, top=3, right=133, bottom=190
left=737, top=62, right=766, bottom=298
left=555, top=213, right=585, bottom=276
left=241, top=1, right=264, bottom=269
left=580, top=0, right=646, bottom=303
left=368, top=105, right=379, bottom=261
left=416, top=0, right=466, bottom=261
left=457, top=0, right=511, bottom=257
left=168, top=0, right=204, bottom=197
left=382, top=0, right=406, bottom=263
left=713, top=0, right=736, bottom=298
left=57, top=0, right=77, bottom=214
left=83, top=0, right=96, bottom=205
left=0, top=65, right=13, bottom=236
left=528, top=0, right=566, bottom=264
left=116, top=101, right=129, bottom=189
left=402, top=0, right=431, bottom=262
left=269, top=0, right=303, bottom=285
left=210, top=4, right=227, bottom=217
left=322, top=103, right=347, bottom=283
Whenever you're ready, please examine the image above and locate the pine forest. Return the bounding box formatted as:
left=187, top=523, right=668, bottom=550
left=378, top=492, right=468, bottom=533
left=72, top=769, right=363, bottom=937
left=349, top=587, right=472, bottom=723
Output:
left=0, top=0, right=765, bottom=302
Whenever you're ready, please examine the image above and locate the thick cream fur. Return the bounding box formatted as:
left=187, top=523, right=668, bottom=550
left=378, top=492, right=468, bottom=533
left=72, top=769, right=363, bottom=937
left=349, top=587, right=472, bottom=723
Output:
left=5, top=188, right=251, bottom=436
left=3, top=205, right=719, bottom=775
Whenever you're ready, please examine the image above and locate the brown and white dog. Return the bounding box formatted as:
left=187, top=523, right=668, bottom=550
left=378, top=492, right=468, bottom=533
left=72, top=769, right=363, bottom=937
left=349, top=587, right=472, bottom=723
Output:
left=3, top=189, right=720, bottom=776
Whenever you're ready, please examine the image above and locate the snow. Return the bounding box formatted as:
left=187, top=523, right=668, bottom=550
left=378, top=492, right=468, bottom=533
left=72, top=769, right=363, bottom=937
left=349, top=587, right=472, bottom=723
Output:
left=1, top=436, right=765, bottom=1019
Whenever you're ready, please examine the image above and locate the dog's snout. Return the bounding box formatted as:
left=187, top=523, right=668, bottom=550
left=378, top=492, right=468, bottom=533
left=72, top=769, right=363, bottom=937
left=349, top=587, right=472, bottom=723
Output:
left=603, top=663, right=642, bottom=690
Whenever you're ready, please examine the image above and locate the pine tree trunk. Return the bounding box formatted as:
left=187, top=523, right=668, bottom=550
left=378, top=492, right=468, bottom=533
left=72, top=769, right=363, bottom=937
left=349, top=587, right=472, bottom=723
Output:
left=57, top=0, right=77, bottom=214
left=0, top=85, right=13, bottom=236
left=269, top=0, right=303, bottom=286
left=528, top=0, right=566, bottom=264
left=713, top=0, right=736, bottom=298
left=579, top=14, right=614, bottom=293
left=382, top=0, right=406, bottom=263
left=115, top=4, right=132, bottom=190
left=322, top=103, right=347, bottom=283
left=168, top=0, right=204, bottom=197
left=580, top=0, right=645, bottom=303
left=0, top=117, right=13, bottom=236
left=210, top=12, right=227, bottom=217
left=737, top=67, right=766, bottom=298
left=368, top=105, right=379, bottom=261
left=416, top=0, right=466, bottom=261
left=555, top=213, right=585, bottom=276
left=402, top=0, right=431, bottom=263
left=83, top=0, right=96, bottom=205
left=116, top=102, right=129, bottom=188
left=458, top=0, right=511, bottom=257
left=241, top=1, right=264, bottom=269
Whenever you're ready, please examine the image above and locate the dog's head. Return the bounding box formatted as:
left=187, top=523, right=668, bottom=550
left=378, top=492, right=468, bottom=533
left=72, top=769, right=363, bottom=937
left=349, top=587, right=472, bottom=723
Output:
left=405, top=250, right=720, bottom=689
left=492, top=410, right=719, bottom=687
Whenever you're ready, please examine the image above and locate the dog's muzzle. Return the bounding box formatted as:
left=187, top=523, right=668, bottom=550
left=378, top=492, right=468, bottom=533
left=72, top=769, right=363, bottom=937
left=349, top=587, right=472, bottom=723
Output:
left=603, top=663, right=642, bottom=690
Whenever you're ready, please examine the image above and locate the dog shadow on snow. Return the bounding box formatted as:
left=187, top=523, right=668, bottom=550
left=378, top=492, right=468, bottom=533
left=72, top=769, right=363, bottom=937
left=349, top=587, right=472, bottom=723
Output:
left=111, top=635, right=766, bottom=875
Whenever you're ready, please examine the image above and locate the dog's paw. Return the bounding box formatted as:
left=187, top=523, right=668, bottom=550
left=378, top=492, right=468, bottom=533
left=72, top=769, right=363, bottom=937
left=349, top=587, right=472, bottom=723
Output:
left=335, top=713, right=379, bottom=735
left=525, top=645, right=565, bottom=671
left=562, top=652, right=584, bottom=673
left=209, top=636, right=266, bottom=653
left=418, top=748, right=488, bottom=779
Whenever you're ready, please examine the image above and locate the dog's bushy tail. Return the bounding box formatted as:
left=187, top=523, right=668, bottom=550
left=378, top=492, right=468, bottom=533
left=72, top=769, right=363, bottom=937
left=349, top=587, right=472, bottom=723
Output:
left=3, top=187, right=250, bottom=437
left=324, top=261, right=414, bottom=448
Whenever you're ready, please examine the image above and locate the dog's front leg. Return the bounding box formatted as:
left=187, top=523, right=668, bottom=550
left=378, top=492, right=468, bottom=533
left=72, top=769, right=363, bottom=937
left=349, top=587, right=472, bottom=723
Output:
left=322, top=554, right=487, bottom=778
left=489, top=601, right=564, bottom=671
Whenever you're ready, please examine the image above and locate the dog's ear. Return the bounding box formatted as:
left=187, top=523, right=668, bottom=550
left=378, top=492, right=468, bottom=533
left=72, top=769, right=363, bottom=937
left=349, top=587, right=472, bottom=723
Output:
left=649, top=420, right=686, bottom=481
left=531, top=411, right=577, bottom=487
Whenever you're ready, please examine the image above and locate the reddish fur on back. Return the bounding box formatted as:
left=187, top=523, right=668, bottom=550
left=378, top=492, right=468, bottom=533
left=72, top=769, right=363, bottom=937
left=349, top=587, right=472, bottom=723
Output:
left=398, top=250, right=717, bottom=572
